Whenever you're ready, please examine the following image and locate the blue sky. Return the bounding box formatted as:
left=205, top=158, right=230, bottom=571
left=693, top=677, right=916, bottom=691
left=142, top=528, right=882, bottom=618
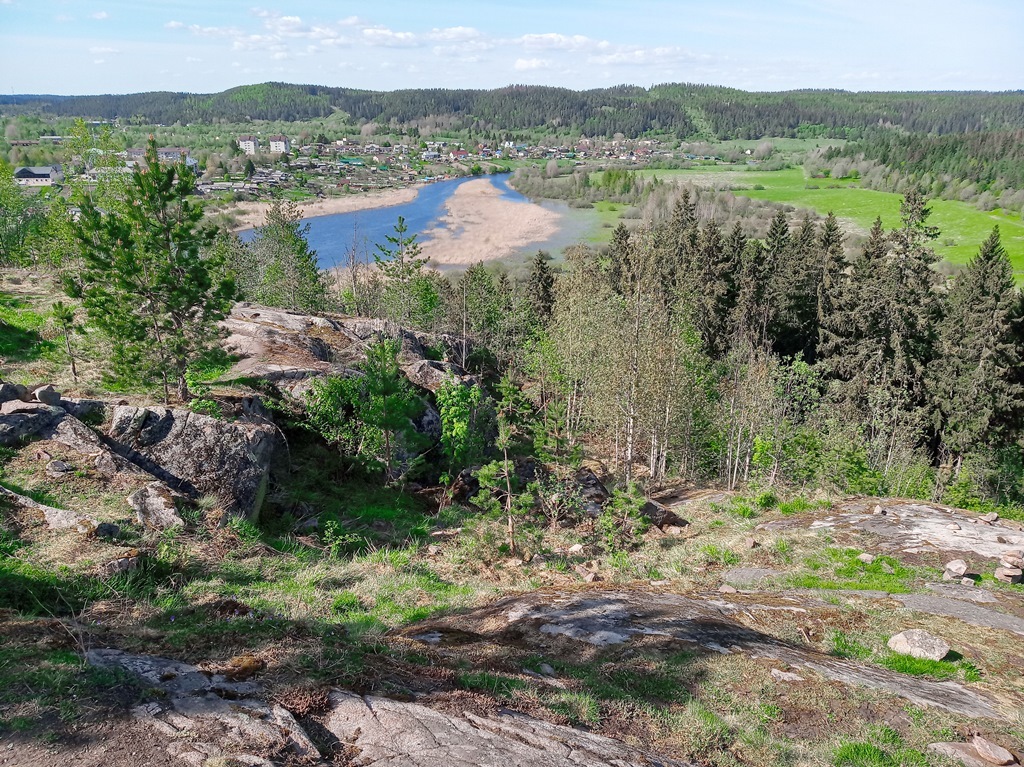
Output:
left=2, top=0, right=1022, bottom=95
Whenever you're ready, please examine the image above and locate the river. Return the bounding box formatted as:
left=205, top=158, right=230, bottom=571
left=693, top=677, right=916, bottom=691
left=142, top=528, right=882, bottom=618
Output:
left=240, top=174, right=597, bottom=271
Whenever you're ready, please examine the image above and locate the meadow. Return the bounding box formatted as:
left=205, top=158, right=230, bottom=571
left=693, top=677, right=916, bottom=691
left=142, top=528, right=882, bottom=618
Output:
left=641, top=166, right=1024, bottom=278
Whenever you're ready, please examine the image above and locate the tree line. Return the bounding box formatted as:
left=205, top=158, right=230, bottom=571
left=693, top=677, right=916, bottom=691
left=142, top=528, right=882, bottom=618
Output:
left=6, top=83, right=1024, bottom=140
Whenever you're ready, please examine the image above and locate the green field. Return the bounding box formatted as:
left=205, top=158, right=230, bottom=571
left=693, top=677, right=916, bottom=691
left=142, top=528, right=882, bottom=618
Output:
left=641, top=167, right=1024, bottom=278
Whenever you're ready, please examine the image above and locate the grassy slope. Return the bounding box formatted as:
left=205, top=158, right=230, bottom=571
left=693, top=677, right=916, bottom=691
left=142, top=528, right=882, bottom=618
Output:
left=642, top=166, right=1024, bottom=278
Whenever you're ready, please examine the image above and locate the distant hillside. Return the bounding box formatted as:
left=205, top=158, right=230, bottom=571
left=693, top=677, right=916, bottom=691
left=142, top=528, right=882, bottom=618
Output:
left=3, top=82, right=1024, bottom=139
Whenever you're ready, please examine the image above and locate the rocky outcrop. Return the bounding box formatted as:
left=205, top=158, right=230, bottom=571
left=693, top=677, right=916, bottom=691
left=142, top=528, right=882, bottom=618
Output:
left=324, top=691, right=693, bottom=767
left=221, top=302, right=473, bottom=396
left=108, top=406, right=277, bottom=518
left=87, top=649, right=691, bottom=767
left=87, top=649, right=317, bottom=766
left=408, top=589, right=1004, bottom=719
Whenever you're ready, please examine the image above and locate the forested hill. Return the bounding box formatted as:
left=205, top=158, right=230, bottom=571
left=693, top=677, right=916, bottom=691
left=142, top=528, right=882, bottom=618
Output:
left=4, top=82, right=1024, bottom=139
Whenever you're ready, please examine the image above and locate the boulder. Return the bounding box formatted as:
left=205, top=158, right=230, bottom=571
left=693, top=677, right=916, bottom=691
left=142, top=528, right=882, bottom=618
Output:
left=108, top=406, right=277, bottom=518
left=575, top=466, right=609, bottom=516
left=0, top=380, right=26, bottom=405
left=32, top=384, right=62, bottom=406
left=0, top=400, right=65, bottom=446
left=887, top=629, right=951, bottom=661
left=0, top=484, right=101, bottom=533
left=971, top=736, right=1017, bottom=766
left=59, top=397, right=107, bottom=422
left=128, top=482, right=185, bottom=529
left=945, top=559, right=969, bottom=577
left=994, top=567, right=1023, bottom=584
left=100, top=554, right=140, bottom=577
left=639, top=499, right=688, bottom=529
left=928, top=742, right=1014, bottom=767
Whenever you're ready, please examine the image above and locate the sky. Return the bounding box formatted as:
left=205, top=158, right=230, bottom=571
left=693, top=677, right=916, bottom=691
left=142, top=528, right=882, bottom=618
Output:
left=1, top=0, right=1022, bottom=95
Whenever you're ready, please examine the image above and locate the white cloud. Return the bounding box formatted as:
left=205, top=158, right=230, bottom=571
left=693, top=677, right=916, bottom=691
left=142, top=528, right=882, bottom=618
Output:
left=91, top=10, right=109, bottom=20
left=361, top=27, right=419, bottom=47
left=164, top=20, right=184, bottom=29
left=517, top=33, right=605, bottom=52
left=427, top=26, right=484, bottom=43
left=88, top=46, right=118, bottom=54
left=0, top=1, right=14, bottom=6
left=514, top=58, right=552, bottom=71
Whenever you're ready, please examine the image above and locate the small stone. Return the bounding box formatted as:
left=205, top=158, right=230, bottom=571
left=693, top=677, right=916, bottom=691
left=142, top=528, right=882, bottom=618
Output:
left=128, top=482, right=184, bottom=530
left=999, top=555, right=1024, bottom=570
left=46, top=459, right=73, bottom=476
left=994, top=567, right=1023, bottom=584
left=581, top=571, right=602, bottom=583
left=945, top=560, right=969, bottom=577
left=538, top=663, right=555, bottom=677
left=718, top=584, right=738, bottom=594
left=649, top=580, right=670, bottom=586
left=567, top=543, right=585, bottom=554
left=93, top=522, right=121, bottom=540
left=887, top=629, right=951, bottom=661
left=961, top=577, right=977, bottom=586
left=873, top=505, right=885, bottom=515
left=770, top=668, right=804, bottom=683
left=506, top=558, right=524, bottom=568
left=33, top=384, right=62, bottom=406
left=948, top=523, right=962, bottom=531
left=101, top=555, right=140, bottom=577
left=743, top=537, right=759, bottom=550
left=857, top=553, right=876, bottom=564
left=981, top=512, right=999, bottom=523
left=663, top=525, right=684, bottom=535
left=971, top=735, right=1015, bottom=766
left=426, top=545, right=441, bottom=556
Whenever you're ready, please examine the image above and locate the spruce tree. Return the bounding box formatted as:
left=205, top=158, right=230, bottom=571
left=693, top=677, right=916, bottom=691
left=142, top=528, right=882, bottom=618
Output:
left=527, top=250, right=555, bottom=324
left=815, top=212, right=847, bottom=362
left=929, top=227, right=1024, bottom=469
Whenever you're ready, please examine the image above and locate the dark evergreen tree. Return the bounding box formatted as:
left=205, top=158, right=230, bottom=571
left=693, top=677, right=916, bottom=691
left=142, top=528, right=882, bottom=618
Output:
left=527, top=250, right=555, bottom=324
left=815, top=212, right=847, bottom=361
left=929, top=227, right=1024, bottom=470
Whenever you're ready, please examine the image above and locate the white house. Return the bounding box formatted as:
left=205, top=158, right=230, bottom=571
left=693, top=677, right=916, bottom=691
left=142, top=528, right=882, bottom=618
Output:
left=13, top=165, right=63, bottom=186
left=268, top=135, right=290, bottom=154
left=238, top=135, right=259, bottom=155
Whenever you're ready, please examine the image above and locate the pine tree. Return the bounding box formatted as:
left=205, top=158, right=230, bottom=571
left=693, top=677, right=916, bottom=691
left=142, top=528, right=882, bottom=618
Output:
left=773, top=215, right=820, bottom=360
left=72, top=139, right=235, bottom=402
left=244, top=200, right=328, bottom=314
left=929, top=227, right=1024, bottom=469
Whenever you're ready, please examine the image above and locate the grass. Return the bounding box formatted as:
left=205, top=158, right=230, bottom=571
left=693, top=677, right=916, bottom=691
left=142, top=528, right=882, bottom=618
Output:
left=642, top=166, right=1024, bottom=279
left=877, top=653, right=981, bottom=683
left=0, top=293, right=56, bottom=363
left=789, top=547, right=922, bottom=593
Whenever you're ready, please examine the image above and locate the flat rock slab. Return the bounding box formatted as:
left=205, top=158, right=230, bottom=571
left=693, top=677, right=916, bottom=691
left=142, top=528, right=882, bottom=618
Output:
left=762, top=499, right=1024, bottom=561
left=411, top=590, right=1003, bottom=720
left=893, top=593, right=1024, bottom=637
left=925, top=583, right=999, bottom=604
left=323, top=691, right=693, bottom=767
left=721, top=567, right=783, bottom=587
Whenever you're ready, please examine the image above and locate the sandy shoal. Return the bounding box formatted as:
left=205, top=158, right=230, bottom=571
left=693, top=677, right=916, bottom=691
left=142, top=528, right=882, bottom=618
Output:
left=227, top=186, right=420, bottom=231
left=419, top=179, right=562, bottom=266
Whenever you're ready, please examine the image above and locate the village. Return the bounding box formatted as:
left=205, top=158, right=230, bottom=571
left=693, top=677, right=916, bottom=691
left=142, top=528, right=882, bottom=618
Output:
left=9, top=130, right=699, bottom=203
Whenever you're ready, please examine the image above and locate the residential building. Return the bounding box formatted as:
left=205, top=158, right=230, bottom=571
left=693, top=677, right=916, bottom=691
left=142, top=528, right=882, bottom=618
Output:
left=13, top=165, right=63, bottom=186
left=268, top=135, right=290, bottom=154
left=238, top=136, right=259, bottom=155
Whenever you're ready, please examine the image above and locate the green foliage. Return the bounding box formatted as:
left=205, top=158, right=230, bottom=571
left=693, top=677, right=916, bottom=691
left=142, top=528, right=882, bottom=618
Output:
left=597, top=485, right=649, bottom=553
left=435, top=378, right=494, bottom=481
left=877, top=653, right=980, bottom=682
left=0, top=293, right=55, bottom=363
left=305, top=338, right=423, bottom=479
left=231, top=199, right=328, bottom=313
left=700, top=544, right=741, bottom=567
left=70, top=138, right=235, bottom=401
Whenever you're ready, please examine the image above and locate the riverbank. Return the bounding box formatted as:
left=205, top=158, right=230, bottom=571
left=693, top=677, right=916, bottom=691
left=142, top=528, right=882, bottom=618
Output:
left=419, top=178, right=563, bottom=266
left=227, top=186, right=421, bottom=231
